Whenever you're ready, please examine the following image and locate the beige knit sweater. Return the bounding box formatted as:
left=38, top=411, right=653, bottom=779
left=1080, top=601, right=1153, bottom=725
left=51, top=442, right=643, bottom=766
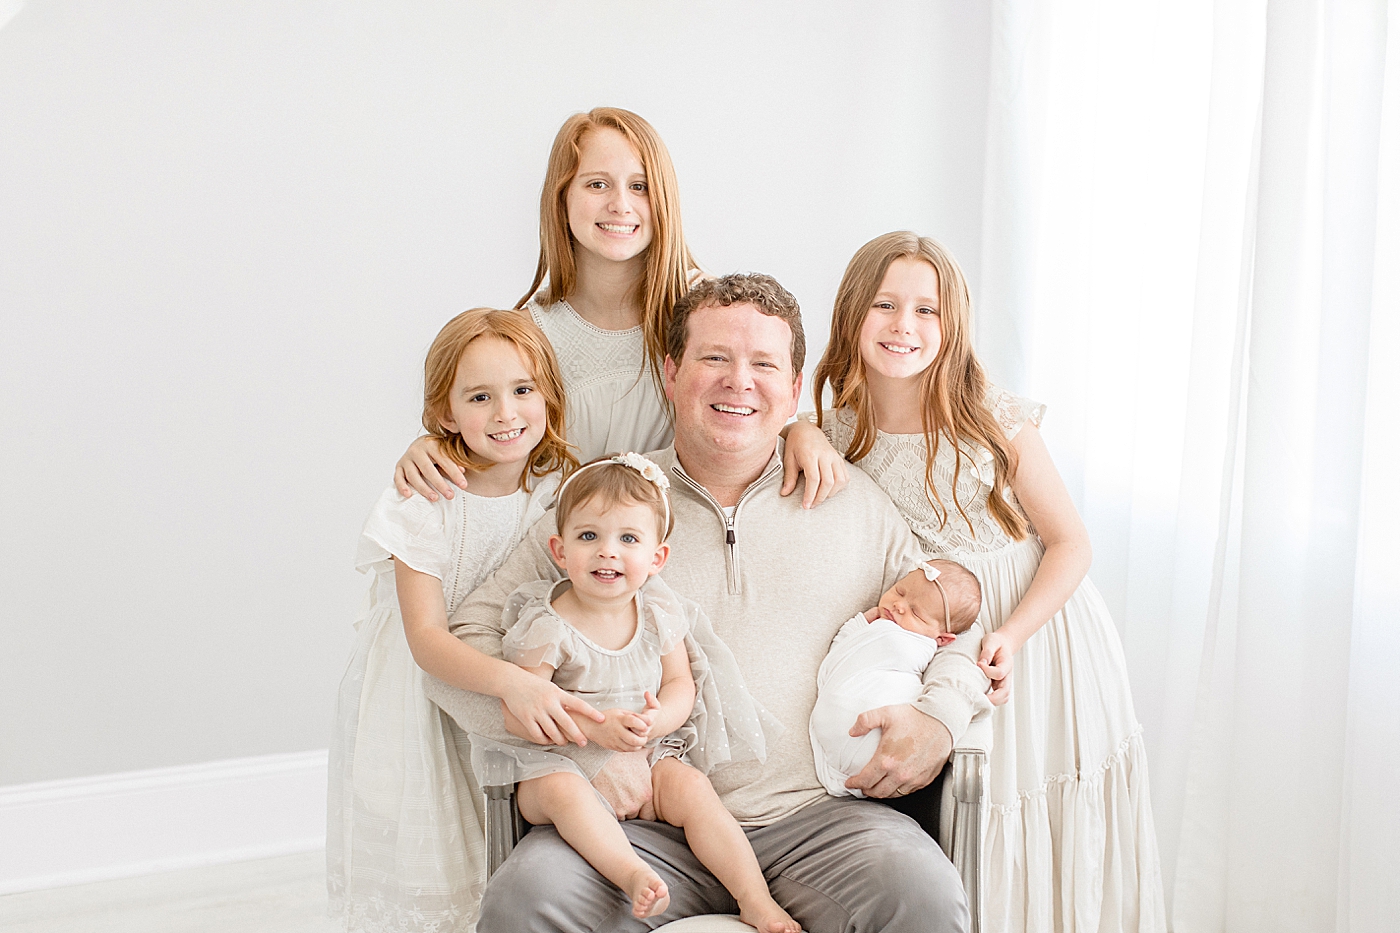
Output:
left=426, top=443, right=993, bottom=826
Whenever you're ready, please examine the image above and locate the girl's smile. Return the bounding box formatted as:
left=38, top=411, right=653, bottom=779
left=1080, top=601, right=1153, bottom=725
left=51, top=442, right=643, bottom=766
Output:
left=858, top=257, right=943, bottom=384
left=438, top=336, right=548, bottom=496
left=549, top=498, right=668, bottom=609
left=566, top=127, right=654, bottom=267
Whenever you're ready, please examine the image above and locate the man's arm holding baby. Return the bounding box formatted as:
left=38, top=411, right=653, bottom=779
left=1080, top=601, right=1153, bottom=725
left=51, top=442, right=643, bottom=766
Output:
left=845, top=522, right=994, bottom=798
left=846, top=623, right=993, bottom=798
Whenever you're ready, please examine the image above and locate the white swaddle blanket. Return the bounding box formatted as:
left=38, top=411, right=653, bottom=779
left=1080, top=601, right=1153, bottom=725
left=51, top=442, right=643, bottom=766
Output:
left=809, top=614, right=943, bottom=797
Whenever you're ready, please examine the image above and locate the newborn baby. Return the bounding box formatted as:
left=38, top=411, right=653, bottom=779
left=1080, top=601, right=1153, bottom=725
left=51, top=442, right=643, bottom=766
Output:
left=809, top=559, right=982, bottom=798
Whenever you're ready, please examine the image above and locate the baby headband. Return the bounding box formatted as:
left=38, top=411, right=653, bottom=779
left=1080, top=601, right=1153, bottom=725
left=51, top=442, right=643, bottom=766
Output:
left=556, top=452, right=672, bottom=532
left=915, top=559, right=953, bottom=633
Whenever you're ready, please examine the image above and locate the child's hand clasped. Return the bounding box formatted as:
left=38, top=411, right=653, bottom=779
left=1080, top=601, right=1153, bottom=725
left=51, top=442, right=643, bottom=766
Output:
left=636, top=690, right=662, bottom=738
left=500, top=670, right=606, bottom=747
left=585, top=706, right=654, bottom=752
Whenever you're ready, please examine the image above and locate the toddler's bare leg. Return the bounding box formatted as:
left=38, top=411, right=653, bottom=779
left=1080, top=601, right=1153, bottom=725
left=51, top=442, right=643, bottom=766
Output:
left=650, top=758, right=800, bottom=933
left=517, top=772, right=669, bottom=920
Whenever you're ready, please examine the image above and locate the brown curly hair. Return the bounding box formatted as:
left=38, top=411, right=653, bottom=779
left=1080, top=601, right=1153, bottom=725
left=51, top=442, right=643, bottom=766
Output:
left=667, top=272, right=805, bottom=378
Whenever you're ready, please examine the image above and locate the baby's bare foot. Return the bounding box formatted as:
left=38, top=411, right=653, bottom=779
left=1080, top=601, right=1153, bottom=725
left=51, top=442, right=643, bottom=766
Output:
left=627, top=867, right=670, bottom=919
left=739, top=895, right=801, bottom=932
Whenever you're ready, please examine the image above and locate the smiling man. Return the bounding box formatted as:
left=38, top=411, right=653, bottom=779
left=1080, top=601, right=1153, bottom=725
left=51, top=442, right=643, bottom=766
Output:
left=428, top=273, right=991, bottom=932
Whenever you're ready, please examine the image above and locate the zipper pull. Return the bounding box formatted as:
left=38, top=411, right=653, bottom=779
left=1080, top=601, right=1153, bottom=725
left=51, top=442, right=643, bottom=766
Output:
left=726, top=527, right=736, bottom=545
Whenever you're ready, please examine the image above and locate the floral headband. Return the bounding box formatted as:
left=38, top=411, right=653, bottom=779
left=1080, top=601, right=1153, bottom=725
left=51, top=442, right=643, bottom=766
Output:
left=556, top=452, right=671, bottom=532
left=915, top=559, right=952, bottom=633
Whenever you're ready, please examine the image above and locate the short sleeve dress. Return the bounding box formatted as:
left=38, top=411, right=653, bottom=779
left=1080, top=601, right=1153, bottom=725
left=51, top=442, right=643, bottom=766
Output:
left=820, top=387, right=1166, bottom=933
left=528, top=297, right=672, bottom=461
left=327, top=475, right=559, bottom=933
left=470, top=575, right=779, bottom=793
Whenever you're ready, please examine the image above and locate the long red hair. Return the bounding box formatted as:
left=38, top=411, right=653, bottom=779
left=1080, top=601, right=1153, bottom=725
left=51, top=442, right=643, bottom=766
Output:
left=516, top=107, right=699, bottom=398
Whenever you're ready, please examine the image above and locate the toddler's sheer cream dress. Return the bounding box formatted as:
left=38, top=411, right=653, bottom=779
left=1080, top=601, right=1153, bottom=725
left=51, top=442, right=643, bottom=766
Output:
left=821, top=388, right=1166, bottom=933
left=468, top=576, right=779, bottom=791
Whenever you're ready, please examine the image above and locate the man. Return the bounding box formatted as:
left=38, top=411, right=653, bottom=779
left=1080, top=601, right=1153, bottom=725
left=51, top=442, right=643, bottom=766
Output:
left=426, top=273, right=992, bottom=931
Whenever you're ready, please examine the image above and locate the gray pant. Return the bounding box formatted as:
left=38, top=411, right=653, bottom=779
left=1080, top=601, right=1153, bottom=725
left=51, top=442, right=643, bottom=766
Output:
left=478, top=795, right=969, bottom=933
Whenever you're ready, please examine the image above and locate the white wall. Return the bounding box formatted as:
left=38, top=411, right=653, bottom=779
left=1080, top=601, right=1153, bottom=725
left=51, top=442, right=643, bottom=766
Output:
left=0, top=1, right=992, bottom=785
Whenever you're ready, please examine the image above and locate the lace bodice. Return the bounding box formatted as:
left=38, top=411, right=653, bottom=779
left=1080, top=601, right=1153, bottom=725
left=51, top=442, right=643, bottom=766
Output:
left=819, top=386, right=1046, bottom=558
left=528, top=297, right=671, bottom=460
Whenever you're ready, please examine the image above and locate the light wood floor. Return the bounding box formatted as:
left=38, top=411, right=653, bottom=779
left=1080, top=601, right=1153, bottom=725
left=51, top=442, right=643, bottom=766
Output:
left=0, top=851, right=340, bottom=933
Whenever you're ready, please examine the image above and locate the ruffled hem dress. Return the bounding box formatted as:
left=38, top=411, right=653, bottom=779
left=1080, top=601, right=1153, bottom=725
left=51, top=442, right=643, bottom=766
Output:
left=470, top=576, right=779, bottom=794
left=327, top=476, right=559, bottom=933
left=820, top=389, right=1166, bottom=933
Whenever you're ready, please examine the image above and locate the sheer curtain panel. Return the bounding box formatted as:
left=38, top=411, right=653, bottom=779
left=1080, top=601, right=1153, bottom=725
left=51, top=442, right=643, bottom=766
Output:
left=976, top=1, right=1400, bottom=931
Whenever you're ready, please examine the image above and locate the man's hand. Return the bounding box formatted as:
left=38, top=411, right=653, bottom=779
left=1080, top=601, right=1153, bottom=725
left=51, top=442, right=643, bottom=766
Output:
left=590, top=749, right=654, bottom=820
left=844, top=704, right=953, bottom=798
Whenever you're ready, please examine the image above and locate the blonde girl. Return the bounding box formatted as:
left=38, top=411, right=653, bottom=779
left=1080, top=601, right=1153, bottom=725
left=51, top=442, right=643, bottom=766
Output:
left=393, top=107, right=844, bottom=507
left=328, top=308, right=599, bottom=933
left=474, top=454, right=797, bottom=932
left=811, top=232, right=1165, bottom=933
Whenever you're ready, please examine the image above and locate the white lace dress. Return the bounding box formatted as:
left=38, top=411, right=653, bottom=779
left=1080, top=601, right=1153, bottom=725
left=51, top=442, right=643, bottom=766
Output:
left=821, top=390, right=1166, bottom=933
left=327, top=476, right=559, bottom=933
left=528, top=297, right=672, bottom=462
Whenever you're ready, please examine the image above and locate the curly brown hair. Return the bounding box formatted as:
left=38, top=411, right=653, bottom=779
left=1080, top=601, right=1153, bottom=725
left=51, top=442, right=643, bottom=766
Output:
left=667, top=272, right=805, bottom=378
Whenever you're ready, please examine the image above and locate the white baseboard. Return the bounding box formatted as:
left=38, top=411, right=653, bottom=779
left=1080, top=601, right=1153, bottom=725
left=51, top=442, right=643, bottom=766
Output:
left=0, top=749, right=327, bottom=895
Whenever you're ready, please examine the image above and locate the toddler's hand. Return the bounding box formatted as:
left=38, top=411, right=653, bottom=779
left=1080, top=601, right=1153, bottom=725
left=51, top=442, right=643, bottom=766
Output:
left=636, top=691, right=662, bottom=738
left=501, top=674, right=605, bottom=747
left=587, top=708, right=653, bottom=753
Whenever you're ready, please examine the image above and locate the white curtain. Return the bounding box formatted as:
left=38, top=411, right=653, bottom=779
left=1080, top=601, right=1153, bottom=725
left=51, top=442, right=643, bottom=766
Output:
left=975, top=1, right=1400, bottom=931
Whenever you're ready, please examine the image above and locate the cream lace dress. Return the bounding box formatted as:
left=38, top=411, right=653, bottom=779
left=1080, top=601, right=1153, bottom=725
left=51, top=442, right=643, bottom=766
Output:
left=327, top=475, right=559, bottom=933
left=528, top=297, right=672, bottom=462
left=821, top=389, right=1166, bottom=933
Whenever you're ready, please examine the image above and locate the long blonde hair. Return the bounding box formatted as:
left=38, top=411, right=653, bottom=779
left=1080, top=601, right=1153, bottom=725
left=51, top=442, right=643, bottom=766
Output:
left=517, top=107, right=699, bottom=395
left=422, top=308, right=578, bottom=490
left=812, top=232, right=1028, bottom=540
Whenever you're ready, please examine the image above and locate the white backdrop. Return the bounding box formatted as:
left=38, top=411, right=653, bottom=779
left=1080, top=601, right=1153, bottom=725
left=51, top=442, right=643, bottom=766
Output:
left=0, top=1, right=993, bottom=785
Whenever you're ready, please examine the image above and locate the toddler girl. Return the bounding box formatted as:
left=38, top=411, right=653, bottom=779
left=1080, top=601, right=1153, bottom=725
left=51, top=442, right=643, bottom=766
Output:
left=327, top=308, right=591, bottom=933
left=472, top=453, right=800, bottom=932
left=809, top=559, right=981, bottom=797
